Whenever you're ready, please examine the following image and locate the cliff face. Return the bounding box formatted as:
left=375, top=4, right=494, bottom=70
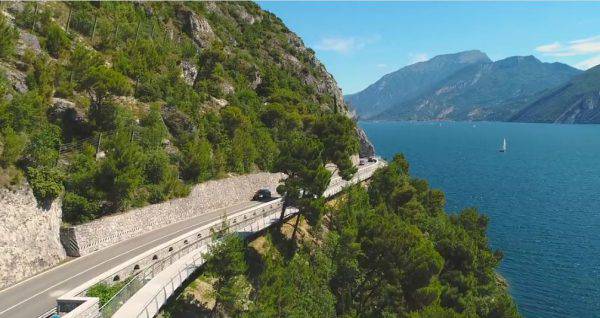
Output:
left=0, top=186, right=65, bottom=290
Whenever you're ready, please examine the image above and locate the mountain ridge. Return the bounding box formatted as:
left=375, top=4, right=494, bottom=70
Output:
left=345, top=50, right=491, bottom=119
left=347, top=51, right=582, bottom=122
left=510, top=64, right=600, bottom=123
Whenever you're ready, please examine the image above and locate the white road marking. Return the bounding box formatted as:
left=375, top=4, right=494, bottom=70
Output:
left=0, top=202, right=255, bottom=316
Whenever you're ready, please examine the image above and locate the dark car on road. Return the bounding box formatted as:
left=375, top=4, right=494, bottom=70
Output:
left=368, top=157, right=377, bottom=163
left=253, top=188, right=272, bottom=201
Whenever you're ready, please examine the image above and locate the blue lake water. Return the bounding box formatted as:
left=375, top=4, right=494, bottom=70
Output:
left=360, top=121, right=600, bottom=318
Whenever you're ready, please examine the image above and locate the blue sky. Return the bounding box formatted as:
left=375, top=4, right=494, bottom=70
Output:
left=258, top=2, right=600, bottom=94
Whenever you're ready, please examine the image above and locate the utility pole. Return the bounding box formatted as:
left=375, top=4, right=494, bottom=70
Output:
left=149, top=22, right=155, bottom=40
left=31, top=2, right=39, bottom=31
left=65, top=8, right=72, bottom=32
left=134, top=20, right=141, bottom=43
left=96, top=132, right=102, bottom=157
left=91, top=15, right=98, bottom=42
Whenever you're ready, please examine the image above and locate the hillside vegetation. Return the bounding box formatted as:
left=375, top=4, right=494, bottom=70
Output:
left=0, top=2, right=361, bottom=223
left=163, top=155, right=521, bottom=318
left=510, top=64, right=600, bottom=123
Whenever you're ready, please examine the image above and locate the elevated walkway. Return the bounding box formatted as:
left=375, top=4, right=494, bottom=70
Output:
left=55, top=159, right=385, bottom=318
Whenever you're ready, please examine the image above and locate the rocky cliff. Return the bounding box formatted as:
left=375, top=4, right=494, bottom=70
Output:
left=0, top=1, right=376, bottom=290
left=0, top=185, right=66, bottom=290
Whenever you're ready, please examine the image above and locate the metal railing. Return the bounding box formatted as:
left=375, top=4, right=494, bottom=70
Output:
left=68, top=160, right=383, bottom=318
left=134, top=207, right=286, bottom=318
left=91, top=201, right=283, bottom=318
left=133, top=162, right=384, bottom=318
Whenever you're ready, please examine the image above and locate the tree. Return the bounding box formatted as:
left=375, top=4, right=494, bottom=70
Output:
left=275, top=132, right=331, bottom=240
left=0, top=14, right=19, bottom=58
left=203, top=234, right=251, bottom=316
left=45, top=23, right=71, bottom=58
left=250, top=247, right=336, bottom=318
left=80, top=66, right=132, bottom=104
left=97, top=132, right=145, bottom=212
left=26, top=166, right=64, bottom=204
left=180, top=137, right=213, bottom=182
left=312, top=114, right=359, bottom=180
left=0, top=128, right=27, bottom=168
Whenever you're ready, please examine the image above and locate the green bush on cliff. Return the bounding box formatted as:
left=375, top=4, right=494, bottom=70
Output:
left=0, top=1, right=359, bottom=223
left=0, top=14, right=19, bottom=58
left=164, top=154, right=521, bottom=318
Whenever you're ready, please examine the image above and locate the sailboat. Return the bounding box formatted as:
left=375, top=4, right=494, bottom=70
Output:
left=499, top=138, right=507, bottom=152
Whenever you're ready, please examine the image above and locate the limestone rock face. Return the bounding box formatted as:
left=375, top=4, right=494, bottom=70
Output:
left=182, top=10, right=215, bottom=49
left=0, top=186, right=66, bottom=290
left=233, top=5, right=259, bottom=25
left=161, top=104, right=196, bottom=138
left=16, top=30, right=42, bottom=57
left=50, top=98, right=85, bottom=122
left=180, top=60, right=198, bottom=86
left=0, top=63, right=27, bottom=93
left=356, top=127, right=375, bottom=158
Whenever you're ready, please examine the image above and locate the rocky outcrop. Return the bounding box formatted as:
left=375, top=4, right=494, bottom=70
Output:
left=161, top=104, right=196, bottom=138
left=0, top=62, right=27, bottom=93
left=180, top=60, right=198, bottom=86
left=356, top=127, right=375, bottom=157
left=0, top=186, right=66, bottom=290
left=181, top=9, right=215, bottom=49
left=16, top=30, right=42, bottom=57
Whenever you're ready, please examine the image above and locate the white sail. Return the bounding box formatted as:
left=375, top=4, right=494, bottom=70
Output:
left=501, top=138, right=507, bottom=152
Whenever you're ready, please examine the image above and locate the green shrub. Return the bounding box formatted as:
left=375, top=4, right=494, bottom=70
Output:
left=24, top=125, right=61, bottom=167
left=26, top=166, right=64, bottom=203
left=87, top=281, right=127, bottom=306
left=0, top=128, right=27, bottom=168
left=0, top=91, right=46, bottom=132
left=0, top=14, right=19, bottom=58
left=45, top=23, right=71, bottom=58
left=62, top=192, right=100, bottom=224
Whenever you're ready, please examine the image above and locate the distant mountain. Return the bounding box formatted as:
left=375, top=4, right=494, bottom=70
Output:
left=347, top=52, right=582, bottom=121
left=511, top=65, right=600, bottom=123
left=345, top=50, right=491, bottom=119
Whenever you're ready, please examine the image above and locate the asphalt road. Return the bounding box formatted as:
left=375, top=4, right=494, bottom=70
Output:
left=0, top=161, right=381, bottom=318
left=0, top=200, right=262, bottom=318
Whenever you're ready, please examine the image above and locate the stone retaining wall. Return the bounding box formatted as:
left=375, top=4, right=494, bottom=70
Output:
left=0, top=186, right=66, bottom=290
left=61, top=172, right=284, bottom=256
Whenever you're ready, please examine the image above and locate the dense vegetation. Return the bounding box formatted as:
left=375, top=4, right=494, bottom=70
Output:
left=0, top=2, right=357, bottom=223
left=164, top=154, right=520, bottom=318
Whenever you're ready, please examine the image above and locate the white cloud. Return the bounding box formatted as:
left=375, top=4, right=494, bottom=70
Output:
left=313, top=35, right=380, bottom=54
left=376, top=63, right=388, bottom=68
left=314, top=37, right=360, bottom=54
left=571, top=35, right=600, bottom=44
left=408, top=53, right=429, bottom=64
left=535, top=35, right=600, bottom=57
left=576, top=54, right=600, bottom=70
left=535, top=35, right=600, bottom=69
left=535, top=42, right=562, bottom=53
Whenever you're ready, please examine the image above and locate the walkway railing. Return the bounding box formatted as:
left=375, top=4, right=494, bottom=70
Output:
left=131, top=205, right=289, bottom=318
left=94, top=201, right=284, bottom=318
left=58, top=159, right=385, bottom=318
